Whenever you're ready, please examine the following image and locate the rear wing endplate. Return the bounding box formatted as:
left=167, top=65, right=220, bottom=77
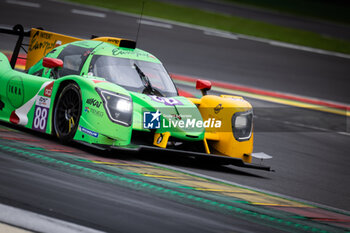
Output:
left=0, top=24, right=30, bottom=69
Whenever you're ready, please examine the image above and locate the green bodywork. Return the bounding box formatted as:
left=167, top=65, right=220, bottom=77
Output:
left=0, top=40, right=204, bottom=147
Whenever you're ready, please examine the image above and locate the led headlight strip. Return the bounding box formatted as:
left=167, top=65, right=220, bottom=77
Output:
left=96, top=88, right=133, bottom=127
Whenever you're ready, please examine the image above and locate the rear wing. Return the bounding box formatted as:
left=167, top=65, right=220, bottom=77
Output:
left=26, top=28, right=81, bottom=69
left=0, top=24, right=30, bottom=69
left=0, top=24, right=80, bottom=70
left=0, top=24, right=136, bottom=70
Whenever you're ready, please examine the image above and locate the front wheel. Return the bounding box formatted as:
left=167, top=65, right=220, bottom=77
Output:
left=53, top=83, right=82, bottom=143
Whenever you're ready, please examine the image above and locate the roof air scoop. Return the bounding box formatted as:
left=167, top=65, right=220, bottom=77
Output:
left=92, top=37, right=136, bottom=49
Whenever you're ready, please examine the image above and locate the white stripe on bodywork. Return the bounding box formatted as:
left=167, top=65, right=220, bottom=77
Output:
left=15, top=81, right=52, bottom=126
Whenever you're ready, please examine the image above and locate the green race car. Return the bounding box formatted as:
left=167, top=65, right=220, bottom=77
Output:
left=0, top=25, right=270, bottom=171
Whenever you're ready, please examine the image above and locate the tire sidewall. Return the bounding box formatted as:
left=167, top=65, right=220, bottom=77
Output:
left=53, top=83, right=82, bottom=143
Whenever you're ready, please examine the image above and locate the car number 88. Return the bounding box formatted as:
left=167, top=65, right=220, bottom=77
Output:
left=33, top=106, right=48, bottom=130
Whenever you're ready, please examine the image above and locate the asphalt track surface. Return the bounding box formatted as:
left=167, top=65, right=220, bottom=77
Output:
left=0, top=0, right=349, bottom=232
left=0, top=142, right=278, bottom=233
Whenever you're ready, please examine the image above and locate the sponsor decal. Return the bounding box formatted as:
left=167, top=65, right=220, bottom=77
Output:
left=214, top=104, right=223, bottom=114
left=149, top=95, right=183, bottom=106
left=7, top=76, right=24, bottom=108
left=44, top=81, right=54, bottom=97
left=143, top=110, right=161, bottom=129
left=143, top=109, right=221, bottom=129
left=112, top=48, right=152, bottom=59
left=32, top=96, right=50, bottom=132
left=107, top=38, right=120, bottom=46
left=84, top=106, right=103, bottom=117
left=78, top=126, right=99, bottom=138
left=86, top=98, right=102, bottom=108
left=29, top=30, right=57, bottom=55
left=36, top=96, right=51, bottom=108
left=8, top=84, right=22, bottom=95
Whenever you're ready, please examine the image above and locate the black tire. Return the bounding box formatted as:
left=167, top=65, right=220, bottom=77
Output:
left=53, top=83, right=82, bottom=143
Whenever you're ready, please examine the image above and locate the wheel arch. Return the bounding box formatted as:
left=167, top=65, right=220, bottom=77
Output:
left=51, top=79, right=82, bottom=138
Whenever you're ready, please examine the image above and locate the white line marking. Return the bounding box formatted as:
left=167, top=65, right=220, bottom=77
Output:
left=145, top=161, right=350, bottom=215
left=51, top=0, right=350, bottom=59
left=203, top=30, right=238, bottom=40
left=337, top=131, right=350, bottom=136
left=71, top=9, right=106, bottom=18
left=0, top=203, right=104, bottom=233
left=6, top=0, right=40, bottom=8
left=137, top=20, right=173, bottom=29
left=269, top=41, right=350, bottom=59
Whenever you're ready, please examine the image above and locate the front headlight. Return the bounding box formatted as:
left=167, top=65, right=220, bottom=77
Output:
left=96, top=88, right=133, bottom=126
left=235, top=115, right=248, bottom=129
left=232, top=110, right=253, bottom=141
left=116, top=98, right=132, bottom=113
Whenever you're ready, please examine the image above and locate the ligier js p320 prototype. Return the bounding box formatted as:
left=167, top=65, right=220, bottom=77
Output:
left=0, top=25, right=270, bottom=170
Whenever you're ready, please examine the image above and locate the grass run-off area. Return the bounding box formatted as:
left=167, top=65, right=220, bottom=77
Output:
left=68, top=0, right=350, bottom=54
left=226, top=0, right=350, bottom=25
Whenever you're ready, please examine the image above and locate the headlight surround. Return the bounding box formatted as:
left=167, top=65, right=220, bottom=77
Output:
left=232, top=110, right=253, bottom=141
left=96, top=88, right=133, bottom=127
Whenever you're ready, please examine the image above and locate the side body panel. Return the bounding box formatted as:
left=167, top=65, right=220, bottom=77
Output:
left=0, top=52, right=55, bottom=133
left=0, top=52, right=133, bottom=147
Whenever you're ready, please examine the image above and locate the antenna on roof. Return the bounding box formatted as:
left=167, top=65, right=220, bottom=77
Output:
left=135, top=1, right=145, bottom=46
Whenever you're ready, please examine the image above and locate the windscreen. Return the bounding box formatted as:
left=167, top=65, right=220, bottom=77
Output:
left=89, top=55, right=178, bottom=97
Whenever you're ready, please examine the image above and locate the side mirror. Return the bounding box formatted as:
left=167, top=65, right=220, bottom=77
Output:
left=196, top=79, right=211, bottom=96
left=43, top=57, right=63, bottom=69
left=43, top=57, right=63, bottom=79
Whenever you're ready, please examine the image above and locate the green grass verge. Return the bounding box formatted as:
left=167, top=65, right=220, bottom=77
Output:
left=225, top=0, right=350, bottom=25
left=68, top=0, right=350, bottom=55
